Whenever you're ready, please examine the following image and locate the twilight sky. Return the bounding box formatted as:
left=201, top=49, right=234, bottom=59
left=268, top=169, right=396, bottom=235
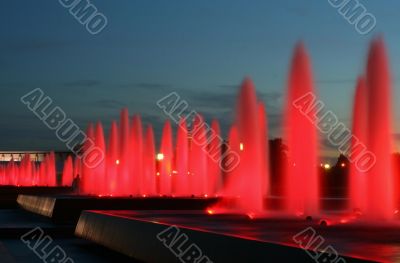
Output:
left=1, top=0, right=400, bottom=160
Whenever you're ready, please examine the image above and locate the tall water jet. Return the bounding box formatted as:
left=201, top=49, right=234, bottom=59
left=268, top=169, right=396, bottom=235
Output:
left=47, top=152, right=57, bottom=187
left=119, top=108, right=130, bottom=195
left=190, top=115, right=208, bottom=196
left=284, top=43, right=319, bottom=216
left=95, top=122, right=106, bottom=194
left=365, top=38, right=394, bottom=220
left=73, top=157, right=82, bottom=188
left=130, top=115, right=144, bottom=195
left=219, top=125, right=240, bottom=197
left=207, top=120, right=222, bottom=195
left=234, top=78, right=266, bottom=213
left=143, top=125, right=157, bottom=195
left=159, top=120, right=173, bottom=195
left=213, top=78, right=268, bottom=215
left=349, top=77, right=368, bottom=213
left=175, top=118, right=189, bottom=195
left=258, top=103, right=270, bottom=198
left=82, top=123, right=95, bottom=193
left=62, top=155, right=73, bottom=186
left=107, top=121, right=119, bottom=195
left=39, top=160, right=45, bottom=186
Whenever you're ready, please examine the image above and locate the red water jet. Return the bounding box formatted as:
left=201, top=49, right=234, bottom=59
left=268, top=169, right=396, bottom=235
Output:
left=284, top=43, right=319, bottom=216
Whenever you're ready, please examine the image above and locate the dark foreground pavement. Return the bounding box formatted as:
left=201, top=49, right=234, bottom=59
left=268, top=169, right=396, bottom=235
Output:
left=0, top=209, right=141, bottom=263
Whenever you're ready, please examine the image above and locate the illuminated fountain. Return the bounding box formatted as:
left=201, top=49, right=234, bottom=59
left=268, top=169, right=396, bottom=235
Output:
left=283, top=43, right=319, bottom=217
left=349, top=77, right=368, bottom=214
left=0, top=153, right=57, bottom=186
left=174, top=118, right=189, bottom=196
left=54, top=38, right=398, bottom=222
left=210, top=78, right=270, bottom=216
left=343, top=39, right=396, bottom=222
left=62, top=155, right=73, bottom=186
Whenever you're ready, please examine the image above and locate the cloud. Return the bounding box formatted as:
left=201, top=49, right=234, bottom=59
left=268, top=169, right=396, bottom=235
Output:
left=119, top=82, right=172, bottom=90
left=63, top=80, right=101, bottom=88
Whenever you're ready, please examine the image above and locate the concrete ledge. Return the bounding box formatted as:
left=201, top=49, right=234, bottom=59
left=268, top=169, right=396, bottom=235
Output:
left=17, top=195, right=218, bottom=223
left=75, top=211, right=369, bottom=263
left=17, top=195, right=56, bottom=217
left=0, top=186, right=71, bottom=209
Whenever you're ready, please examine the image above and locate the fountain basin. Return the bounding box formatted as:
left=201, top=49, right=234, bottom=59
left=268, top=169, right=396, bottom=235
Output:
left=17, top=194, right=218, bottom=223
left=75, top=210, right=376, bottom=262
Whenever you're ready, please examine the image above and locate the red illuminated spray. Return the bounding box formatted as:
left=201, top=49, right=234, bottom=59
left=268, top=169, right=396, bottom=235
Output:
left=130, top=115, right=144, bottom=195
left=107, top=121, right=119, bottom=195
left=144, top=125, right=157, bottom=195
left=284, top=43, right=319, bottom=216
left=349, top=77, right=368, bottom=213
left=190, top=115, right=208, bottom=196
left=207, top=120, right=222, bottom=195
left=119, top=108, right=130, bottom=195
left=159, top=120, right=173, bottom=195
left=82, top=123, right=95, bottom=193
left=212, top=78, right=269, bottom=215
left=365, top=38, right=394, bottom=220
left=62, top=155, right=73, bottom=186
left=175, top=118, right=189, bottom=195
left=94, top=122, right=106, bottom=194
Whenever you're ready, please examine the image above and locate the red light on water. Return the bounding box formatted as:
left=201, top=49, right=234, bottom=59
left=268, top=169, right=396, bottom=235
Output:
left=247, top=213, right=255, bottom=219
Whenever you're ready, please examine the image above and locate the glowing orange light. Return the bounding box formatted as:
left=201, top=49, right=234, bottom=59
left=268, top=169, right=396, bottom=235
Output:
left=156, top=172, right=160, bottom=176
left=341, top=163, right=346, bottom=167
left=156, top=153, right=164, bottom=161
left=239, top=143, right=244, bottom=151
left=115, top=159, right=120, bottom=165
left=204, top=194, right=208, bottom=198
left=324, top=164, right=330, bottom=169
left=207, top=209, right=214, bottom=215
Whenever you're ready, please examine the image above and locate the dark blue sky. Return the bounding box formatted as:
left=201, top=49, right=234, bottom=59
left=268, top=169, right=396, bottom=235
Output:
left=1, top=0, right=400, bottom=159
